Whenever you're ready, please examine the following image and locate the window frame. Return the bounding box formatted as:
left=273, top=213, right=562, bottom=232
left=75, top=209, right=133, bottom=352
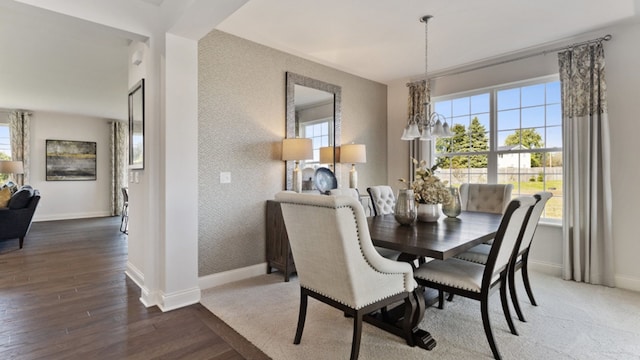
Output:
left=430, top=74, right=562, bottom=222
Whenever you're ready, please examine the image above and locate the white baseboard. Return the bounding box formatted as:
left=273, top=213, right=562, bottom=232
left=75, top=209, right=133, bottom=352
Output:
left=157, top=287, right=201, bottom=312
left=33, top=211, right=113, bottom=222
left=125, top=262, right=158, bottom=308
left=529, top=260, right=563, bottom=277
left=199, top=262, right=268, bottom=291
left=615, top=274, right=640, bottom=292
left=530, top=260, right=640, bottom=292
left=125, top=261, right=145, bottom=288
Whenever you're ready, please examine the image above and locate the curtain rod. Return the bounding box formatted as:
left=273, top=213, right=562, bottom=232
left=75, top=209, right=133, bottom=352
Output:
left=407, top=34, right=612, bottom=86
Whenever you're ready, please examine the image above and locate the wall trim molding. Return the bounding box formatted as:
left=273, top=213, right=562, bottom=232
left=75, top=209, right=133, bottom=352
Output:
left=157, top=287, right=201, bottom=312
left=530, top=260, right=640, bottom=292
left=529, top=260, right=562, bottom=277
left=125, top=261, right=160, bottom=308
left=615, top=274, right=640, bottom=292
left=34, top=212, right=113, bottom=222
left=199, top=263, right=268, bottom=291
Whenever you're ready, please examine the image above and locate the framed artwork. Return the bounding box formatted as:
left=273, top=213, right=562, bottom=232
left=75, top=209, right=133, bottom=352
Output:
left=46, top=140, right=97, bottom=181
left=129, top=78, right=145, bottom=169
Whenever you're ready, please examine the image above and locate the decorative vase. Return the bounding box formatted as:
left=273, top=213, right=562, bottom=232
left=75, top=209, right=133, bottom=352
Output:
left=442, top=187, right=462, bottom=218
left=394, top=189, right=417, bottom=226
left=417, top=203, right=440, bottom=222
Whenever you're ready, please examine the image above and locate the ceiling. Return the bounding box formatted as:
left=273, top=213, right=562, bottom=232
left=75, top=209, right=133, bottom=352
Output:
left=1, top=0, right=638, bottom=119
left=217, top=0, right=639, bottom=84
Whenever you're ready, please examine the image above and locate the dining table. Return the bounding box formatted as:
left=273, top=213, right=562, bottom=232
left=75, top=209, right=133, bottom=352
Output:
left=363, top=211, right=504, bottom=351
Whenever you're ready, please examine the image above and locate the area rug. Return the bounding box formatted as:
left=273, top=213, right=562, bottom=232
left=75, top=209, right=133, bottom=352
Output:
left=201, top=271, right=640, bottom=359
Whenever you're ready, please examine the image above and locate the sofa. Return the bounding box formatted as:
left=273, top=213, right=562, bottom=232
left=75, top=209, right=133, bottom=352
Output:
left=0, top=185, right=41, bottom=249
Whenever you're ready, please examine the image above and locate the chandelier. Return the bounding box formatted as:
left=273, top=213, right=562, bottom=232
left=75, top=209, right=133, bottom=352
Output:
left=401, top=15, right=453, bottom=141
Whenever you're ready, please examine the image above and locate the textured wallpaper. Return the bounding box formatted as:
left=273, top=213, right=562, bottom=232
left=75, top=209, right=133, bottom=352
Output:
left=198, top=30, right=387, bottom=276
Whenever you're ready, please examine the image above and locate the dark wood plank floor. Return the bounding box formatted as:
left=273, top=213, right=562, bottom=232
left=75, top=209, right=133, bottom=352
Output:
left=0, top=216, right=270, bottom=360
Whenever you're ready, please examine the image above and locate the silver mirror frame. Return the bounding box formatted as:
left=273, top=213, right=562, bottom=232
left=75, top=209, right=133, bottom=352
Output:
left=285, top=72, right=341, bottom=190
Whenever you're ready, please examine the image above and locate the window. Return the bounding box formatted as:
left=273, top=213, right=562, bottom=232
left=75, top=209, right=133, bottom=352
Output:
left=301, top=118, right=331, bottom=165
left=433, top=76, right=562, bottom=220
left=0, top=123, right=11, bottom=183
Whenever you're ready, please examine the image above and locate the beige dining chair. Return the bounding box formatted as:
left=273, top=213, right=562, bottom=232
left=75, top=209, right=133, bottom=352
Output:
left=367, top=185, right=395, bottom=216
left=413, top=196, right=536, bottom=360
left=328, top=188, right=360, bottom=199
left=275, top=191, right=418, bottom=360
left=459, top=183, right=513, bottom=214
left=454, top=192, right=552, bottom=323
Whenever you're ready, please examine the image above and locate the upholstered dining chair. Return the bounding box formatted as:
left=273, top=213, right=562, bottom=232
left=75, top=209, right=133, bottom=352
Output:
left=367, top=185, right=395, bottom=216
left=454, top=192, right=552, bottom=323
left=120, top=187, right=129, bottom=234
left=413, top=196, right=536, bottom=360
left=459, top=183, right=513, bottom=214
left=275, top=191, right=418, bottom=360
left=329, top=187, right=360, bottom=199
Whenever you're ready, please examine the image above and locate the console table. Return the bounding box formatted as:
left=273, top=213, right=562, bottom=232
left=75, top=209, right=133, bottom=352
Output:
left=266, top=193, right=371, bottom=281
left=265, top=200, right=295, bottom=281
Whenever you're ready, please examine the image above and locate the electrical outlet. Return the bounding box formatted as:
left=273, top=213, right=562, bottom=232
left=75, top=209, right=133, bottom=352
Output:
left=220, top=172, right=231, bottom=184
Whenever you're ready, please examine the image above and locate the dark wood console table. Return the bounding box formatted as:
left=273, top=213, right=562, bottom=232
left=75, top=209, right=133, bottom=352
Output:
left=265, top=200, right=295, bottom=281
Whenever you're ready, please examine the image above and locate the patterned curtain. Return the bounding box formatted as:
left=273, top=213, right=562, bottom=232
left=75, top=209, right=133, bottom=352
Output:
left=110, top=121, right=128, bottom=216
left=407, top=80, right=429, bottom=177
left=8, top=111, right=30, bottom=186
left=407, top=80, right=427, bottom=122
left=558, top=41, right=614, bottom=286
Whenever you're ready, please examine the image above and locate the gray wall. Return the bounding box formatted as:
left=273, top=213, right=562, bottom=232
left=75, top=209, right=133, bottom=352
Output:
left=198, top=30, right=387, bottom=276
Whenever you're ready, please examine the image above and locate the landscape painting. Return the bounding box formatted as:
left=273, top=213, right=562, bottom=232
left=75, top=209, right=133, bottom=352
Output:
left=46, top=140, right=97, bottom=181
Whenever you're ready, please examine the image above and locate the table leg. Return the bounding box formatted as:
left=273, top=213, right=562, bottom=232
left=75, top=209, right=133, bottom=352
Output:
left=363, top=286, right=436, bottom=351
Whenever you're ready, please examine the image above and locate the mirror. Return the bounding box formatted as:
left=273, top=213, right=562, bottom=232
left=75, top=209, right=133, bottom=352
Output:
left=128, top=79, right=144, bottom=169
left=285, top=72, right=341, bottom=191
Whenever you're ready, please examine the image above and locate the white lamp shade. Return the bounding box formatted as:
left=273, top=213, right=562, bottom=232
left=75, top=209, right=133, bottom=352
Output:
left=319, top=146, right=340, bottom=164
left=282, top=138, right=313, bottom=161
left=406, top=123, right=421, bottom=139
left=340, top=144, right=366, bottom=164
left=431, top=119, right=444, bottom=137
left=442, top=122, right=453, bottom=136
left=0, top=160, right=24, bottom=174
left=419, top=126, right=432, bottom=141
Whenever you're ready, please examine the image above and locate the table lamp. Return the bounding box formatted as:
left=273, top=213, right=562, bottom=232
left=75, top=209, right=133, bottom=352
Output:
left=282, top=138, right=313, bottom=193
left=0, top=160, right=24, bottom=185
left=319, top=146, right=340, bottom=169
left=340, top=144, right=366, bottom=189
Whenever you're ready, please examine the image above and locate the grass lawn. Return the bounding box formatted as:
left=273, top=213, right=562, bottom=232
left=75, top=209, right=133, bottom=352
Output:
left=510, top=180, right=562, bottom=219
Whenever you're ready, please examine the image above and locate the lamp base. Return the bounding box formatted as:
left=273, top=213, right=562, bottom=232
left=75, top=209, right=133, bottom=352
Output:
left=349, top=165, right=358, bottom=189
left=293, top=163, right=302, bottom=193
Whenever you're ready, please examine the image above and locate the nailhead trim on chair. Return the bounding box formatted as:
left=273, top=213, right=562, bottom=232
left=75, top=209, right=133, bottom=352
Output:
left=287, top=200, right=413, bottom=309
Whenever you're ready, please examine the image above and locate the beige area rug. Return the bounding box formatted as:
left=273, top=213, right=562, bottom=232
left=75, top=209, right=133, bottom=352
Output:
left=201, top=271, right=640, bottom=359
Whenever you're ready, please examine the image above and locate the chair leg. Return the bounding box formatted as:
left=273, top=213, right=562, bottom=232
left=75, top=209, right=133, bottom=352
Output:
left=508, top=264, right=526, bottom=323
left=521, top=254, right=537, bottom=306
left=481, top=296, right=502, bottom=360
left=19, top=237, right=24, bottom=249
left=500, top=279, right=518, bottom=336
left=294, top=289, right=308, bottom=344
left=350, top=312, right=363, bottom=360
left=438, top=290, right=444, bottom=309
left=447, top=293, right=454, bottom=302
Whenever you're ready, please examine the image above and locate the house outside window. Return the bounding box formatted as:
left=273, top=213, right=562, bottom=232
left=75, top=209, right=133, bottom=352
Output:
left=432, top=75, right=562, bottom=220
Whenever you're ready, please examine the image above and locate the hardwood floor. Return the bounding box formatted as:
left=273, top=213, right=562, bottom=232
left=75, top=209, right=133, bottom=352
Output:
left=0, top=217, right=270, bottom=360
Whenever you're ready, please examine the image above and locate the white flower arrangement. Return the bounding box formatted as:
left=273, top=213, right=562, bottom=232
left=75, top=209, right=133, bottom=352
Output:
left=399, top=158, right=451, bottom=205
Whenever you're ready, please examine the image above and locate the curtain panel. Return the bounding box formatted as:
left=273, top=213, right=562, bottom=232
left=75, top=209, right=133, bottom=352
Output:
left=110, top=121, right=128, bottom=216
left=558, top=41, right=615, bottom=287
left=8, top=111, right=31, bottom=186
left=407, top=80, right=428, bottom=179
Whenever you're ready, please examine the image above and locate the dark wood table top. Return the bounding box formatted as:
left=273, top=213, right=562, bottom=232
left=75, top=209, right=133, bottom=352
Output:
left=367, top=211, right=503, bottom=260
